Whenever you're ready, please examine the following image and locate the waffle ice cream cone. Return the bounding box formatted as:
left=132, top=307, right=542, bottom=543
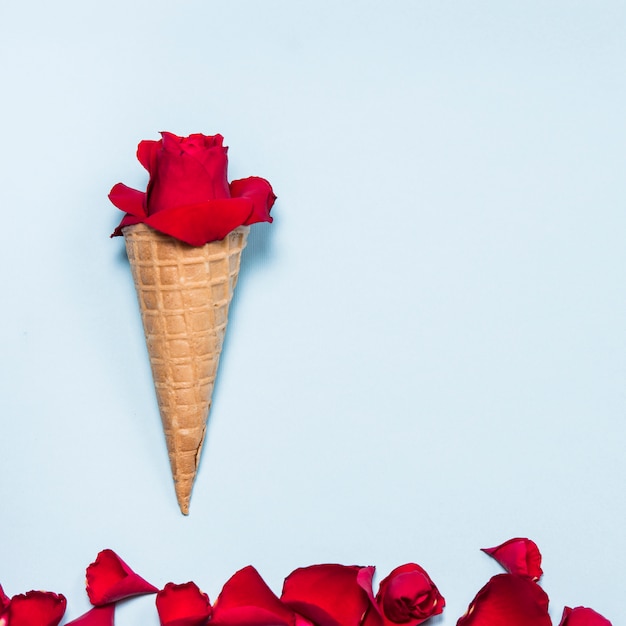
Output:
left=123, top=223, right=249, bottom=514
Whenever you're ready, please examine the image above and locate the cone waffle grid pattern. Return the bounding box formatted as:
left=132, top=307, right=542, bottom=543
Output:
left=123, top=223, right=249, bottom=513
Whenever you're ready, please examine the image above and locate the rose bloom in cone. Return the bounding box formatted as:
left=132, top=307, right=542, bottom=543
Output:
left=110, top=132, right=275, bottom=514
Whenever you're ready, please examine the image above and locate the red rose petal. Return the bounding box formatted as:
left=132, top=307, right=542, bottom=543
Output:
left=155, top=582, right=212, bottom=626
left=281, top=564, right=374, bottom=626
left=481, top=538, right=543, bottom=581
left=229, top=177, right=276, bottom=225
left=137, top=139, right=161, bottom=174
left=145, top=199, right=254, bottom=246
left=6, top=591, right=67, bottom=626
left=211, top=566, right=295, bottom=626
left=108, top=183, right=147, bottom=218
left=86, top=549, right=158, bottom=605
left=376, top=564, right=445, bottom=626
left=65, top=605, right=115, bottom=626
left=558, top=606, right=612, bottom=626
left=457, top=574, right=551, bottom=626
left=0, top=584, right=9, bottom=613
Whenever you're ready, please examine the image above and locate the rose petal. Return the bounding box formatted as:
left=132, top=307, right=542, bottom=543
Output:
left=0, top=585, right=9, bottom=613
left=558, top=606, right=612, bottom=626
left=144, top=199, right=254, bottom=246
left=65, top=605, right=115, bottom=626
left=137, top=139, right=161, bottom=174
left=155, top=582, right=212, bottom=626
left=108, top=183, right=147, bottom=218
left=111, top=213, right=143, bottom=237
left=457, top=574, right=551, bottom=626
left=376, top=564, right=445, bottom=626
left=211, top=566, right=295, bottom=626
left=481, top=538, right=543, bottom=581
left=86, top=549, right=158, bottom=605
left=6, top=591, right=67, bottom=626
left=357, top=568, right=383, bottom=626
left=281, top=564, right=374, bottom=626
left=229, top=177, right=276, bottom=225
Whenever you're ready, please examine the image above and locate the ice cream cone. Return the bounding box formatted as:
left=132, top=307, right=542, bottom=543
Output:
left=123, top=223, right=249, bottom=514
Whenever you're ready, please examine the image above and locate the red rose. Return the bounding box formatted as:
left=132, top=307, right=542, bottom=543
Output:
left=109, top=132, right=275, bottom=246
left=375, top=564, right=444, bottom=626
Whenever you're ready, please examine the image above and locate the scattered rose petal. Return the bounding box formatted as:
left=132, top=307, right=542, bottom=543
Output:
left=86, top=549, right=158, bottom=605
left=6, top=591, right=67, bottom=626
left=65, top=605, right=115, bottom=626
left=155, top=582, right=212, bottom=626
left=281, top=564, right=374, bottom=626
left=376, top=563, right=445, bottom=626
left=481, top=538, right=543, bottom=581
left=211, top=565, right=295, bottom=626
left=457, top=574, right=551, bottom=626
left=559, top=606, right=612, bottom=626
left=0, top=585, right=10, bottom=613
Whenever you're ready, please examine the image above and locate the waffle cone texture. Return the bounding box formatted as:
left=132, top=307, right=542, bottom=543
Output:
left=123, top=223, right=249, bottom=514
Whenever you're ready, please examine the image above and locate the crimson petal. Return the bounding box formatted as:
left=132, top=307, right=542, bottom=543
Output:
left=144, top=199, right=254, bottom=246
left=137, top=139, right=161, bottom=174
left=281, top=564, right=374, bottom=626
left=376, top=564, right=445, bottom=626
left=211, top=566, right=295, bottom=626
left=6, top=591, right=67, bottom=626
left=0, top=584, right=9, bottom=613
left=230, top=177, right=276, bottom=225
left=481, top=538, right=543, bottom=581
left=457, top=574, right=551, bottom=626
left=108, top=183, right=147, bottom=218
left=86, top=549, right=158, bottom=605
left=155, top=582, right=212, bottom=626
left=65, top=605, right=115, bottom=626
left=558, top=606, right=612, bottom=626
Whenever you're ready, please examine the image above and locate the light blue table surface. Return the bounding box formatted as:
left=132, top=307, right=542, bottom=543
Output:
left=1, top=1, right=624, bottom=623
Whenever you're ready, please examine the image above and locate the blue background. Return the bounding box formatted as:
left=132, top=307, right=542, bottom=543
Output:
left=1, top=1, right=625, bottom=623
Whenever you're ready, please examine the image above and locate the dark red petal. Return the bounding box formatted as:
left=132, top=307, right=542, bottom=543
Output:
left=0, top=584, right=9, bottom=612
left=558, top=606, right=612, bottom=626
left=211, top=566, right=295, bottom=626
left=281, top=564, right=373, bottom=626
left=64, top=605, right=115, bottom=626
left=111, top=213, right=143, bottom=238
left=457, top=574, right=551, bottom=626
left=108, top=183, right=147, bottom=218
left=86, top=549, right=158, bottom=605
left=357, top=568, right=383, bottom=626
left=229, top=177, right=276, bottom=225
left=376, top=564, right=445, bottom=626
left=6, top=591, right=67, bottom=626
left=481, top=538, right=543, bottom=581
left=137, top=139, right=161, bottom=174
left=145, top=199, right=253, bottom=246
left=155, top=582, right=212, bottom=626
